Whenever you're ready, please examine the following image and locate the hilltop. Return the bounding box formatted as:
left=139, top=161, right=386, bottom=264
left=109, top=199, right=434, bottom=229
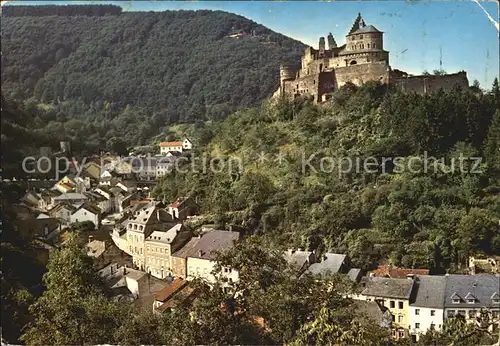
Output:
left=1, top=8, right=305, bottom=147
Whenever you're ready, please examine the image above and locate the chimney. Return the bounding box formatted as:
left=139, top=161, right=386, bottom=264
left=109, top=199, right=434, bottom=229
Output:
left=198, top=249, right=203, bottom=257
left=123, top=267, right=127, bottom=275
left=228, top=225, right=233, bottom=232
left=156, top=208, right=160, bottom=221
left=318, top=37, right=325, bottom=56
left=88, top=235, right=94, bottom=243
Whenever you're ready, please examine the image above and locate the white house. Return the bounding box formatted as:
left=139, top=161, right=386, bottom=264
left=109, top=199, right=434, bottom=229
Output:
left=159, top=141, right=183, bottom=155
left=184, top=230, right=240, bottom=286
left=70, top=203, right=101, bottom=228
left=116, top=180, right=137, bottom=193
left=409, top=276, right=446, bottom=342
left=156, top=157, right=176, bottom=179
left=48, top=203, right=76, bottom=224
left=182, top=138, right=193, bottom=150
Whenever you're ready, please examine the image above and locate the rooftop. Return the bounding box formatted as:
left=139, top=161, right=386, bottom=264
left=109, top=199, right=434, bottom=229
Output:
left=361, top=277, right=415, bottom=300
left=153, top=278, right=187, bottom=302
left=283, top=249, right=313, bottom=269
left=54, top=193, right=88, bottom=201
left=173, top=229, right=239, bottom=260
left=160, top=141, right=183, bottom=147
left=349, top=24, right=382, bottom=35
left=305, top=253, right=346, bottom=277
left=370, top=265, right=430, bottom=279
left=146, top=224, right=184, bottom=244
left=411, top=275, right=446, bottom=308
left=444, top=274, right=500, bottom=308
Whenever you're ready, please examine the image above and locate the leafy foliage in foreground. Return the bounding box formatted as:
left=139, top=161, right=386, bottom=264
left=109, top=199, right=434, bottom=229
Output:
left=1, top=9, right=305, bottom=147
left=154, top=81, right=500, bottom=272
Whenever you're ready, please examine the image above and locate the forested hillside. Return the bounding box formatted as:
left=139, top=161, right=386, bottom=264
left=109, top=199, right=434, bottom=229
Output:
left=1, top=7, right=305, bottom=146
left=154, top=81, right=500, bottom=272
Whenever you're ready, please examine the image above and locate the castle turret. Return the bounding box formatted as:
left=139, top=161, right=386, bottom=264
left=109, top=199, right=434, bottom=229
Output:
left=318, top=37, right=325, bottom=57
left=280, top=64, right=295, bottom=95
left=327, top=33, right=337, bottom=49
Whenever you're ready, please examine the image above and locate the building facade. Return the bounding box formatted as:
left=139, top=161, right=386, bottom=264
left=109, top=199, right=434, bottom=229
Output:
left=409, top=276, right=446, bottom=342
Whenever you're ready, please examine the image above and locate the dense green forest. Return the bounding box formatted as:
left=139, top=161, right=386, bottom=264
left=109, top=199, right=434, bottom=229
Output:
left=154, top=81, right=500, bottom=272
left=1, top=8, right=305, bottom=147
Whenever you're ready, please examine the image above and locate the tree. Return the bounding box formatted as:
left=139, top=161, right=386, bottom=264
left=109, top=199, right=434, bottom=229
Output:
left=21, top=234, right=127, bottom=345
left=484, top=110, right=500, bottom=172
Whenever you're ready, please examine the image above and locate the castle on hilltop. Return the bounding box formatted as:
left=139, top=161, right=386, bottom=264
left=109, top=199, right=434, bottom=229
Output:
left=278, top=13, right=469, bottom=102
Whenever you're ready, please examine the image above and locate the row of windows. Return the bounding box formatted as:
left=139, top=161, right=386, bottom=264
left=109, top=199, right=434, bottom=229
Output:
left=414, top=323, right=439, bottom=330
left=350, top=43, right=377, bottom=50
left=146, top=246, right=169, bottom=255
left=128, top=224, right=144, bottom=231
left=447, top=310, right=500, bottom=318
left=415, top=309, right=436, bottom=316
left=147, top=257, right=167, bottom=266
left=129, top=246, right=143, bottom=255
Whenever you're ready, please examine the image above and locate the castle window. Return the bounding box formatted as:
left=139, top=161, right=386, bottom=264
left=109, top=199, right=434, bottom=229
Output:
left=360, top=35, right=363, bottom=39
left=373, top=43, right=377, bottom=49
left=367, top=43, right=370, bottom=48
left=350, top=60, right=357, bottom=65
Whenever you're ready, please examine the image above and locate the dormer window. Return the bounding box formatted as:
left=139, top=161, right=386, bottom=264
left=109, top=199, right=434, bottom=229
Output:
left=464, top=292, right=477, bottom=304
left=450, top=292, right=461, bottom=304
left=492, top=292, right=500, bottom=304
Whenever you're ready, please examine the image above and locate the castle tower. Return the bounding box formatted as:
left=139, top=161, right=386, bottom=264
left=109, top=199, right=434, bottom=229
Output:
left=327, top=33, right=337, bottom=49
left=280, top=64, right=295, bottom=95
left=318, top=37, right=325, bottom=57
left=348, top=13, right=364, bottom=35
left=344, top=14, right=385, bottom=59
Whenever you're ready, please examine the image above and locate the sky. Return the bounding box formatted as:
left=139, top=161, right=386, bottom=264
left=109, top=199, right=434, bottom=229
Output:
left=4, top=1, right=500, bottom=87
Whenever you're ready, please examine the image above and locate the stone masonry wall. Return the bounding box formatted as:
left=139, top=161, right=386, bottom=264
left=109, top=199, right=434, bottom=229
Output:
left=391, top=72, right=469, bottom=93
left=334, top=62, right=390, bottom=88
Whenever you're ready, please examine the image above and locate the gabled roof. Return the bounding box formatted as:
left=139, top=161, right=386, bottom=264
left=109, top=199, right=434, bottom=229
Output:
left=146, top=224, right=184, bottom=244
left=175, top=230, right=239, bottom=260
left=361, top=277, right=415, bottom=300
left=464, top=292, right=477, bottom=301
left=49, top=202, right=76, bottom=214
left=411, top=275, right=446, bottom=308
left=305, top=253, right=346, bottom=277
left=154, top=278, right=187, bottom=302
left=159, top=141, right=183, bottom=147
left=74, top=202, right=101, bottom=215
left=370, top=265, right=429, bottom=279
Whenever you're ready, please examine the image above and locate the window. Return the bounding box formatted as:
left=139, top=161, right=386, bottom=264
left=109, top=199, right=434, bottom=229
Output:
left=398, top=315, right=403, bottom=323
left=430, top=323, right=435, bottom=330
left=398, top=302, right=404, bottom=309
left=392, top=314, right=395, bottom=322
left=367, top=43, right=370, bottom=48
left=492, top=311, right=499, bottom=318
left=359, top=35, right=363, bottom=39
left=467, top=298, right=475, bottom=304
left=415, top=323, right=420, bottom=329
left=447, top=310, right=455, bottom=318
left=457, top=310, right=466, bottom=316
left=469, top=310, right=477, bottom=318
left=398, top=331, right=405, bottom=338
left=492, top=298, right=500, bottom=304
left=431, top=310, right=435, bottom=316
left=390, top=301, right=395, bottom=308
left=415, top=309, right=420, bottom=315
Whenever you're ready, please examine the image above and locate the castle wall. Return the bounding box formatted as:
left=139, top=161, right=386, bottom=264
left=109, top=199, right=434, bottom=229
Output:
left=283, top=73, right=320, bottom=100
left=334, top=62, right=390, bottom=88
left=391, top=72, right=469, bottom=94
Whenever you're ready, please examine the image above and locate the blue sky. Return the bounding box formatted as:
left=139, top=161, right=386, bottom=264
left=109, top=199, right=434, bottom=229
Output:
left=5, top=1, right=500, bottom=87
